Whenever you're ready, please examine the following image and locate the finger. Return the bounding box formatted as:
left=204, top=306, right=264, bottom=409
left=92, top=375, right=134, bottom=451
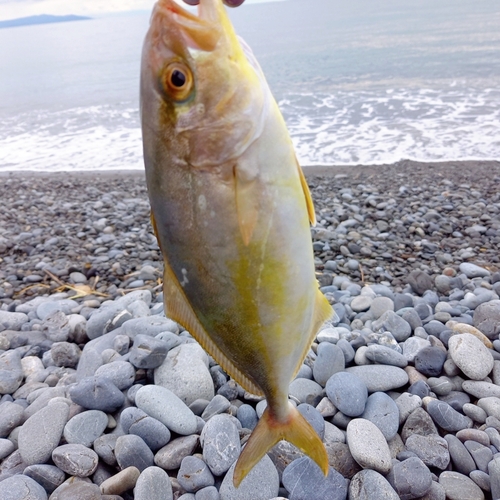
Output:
left=223, top=0, right=245, bottom=5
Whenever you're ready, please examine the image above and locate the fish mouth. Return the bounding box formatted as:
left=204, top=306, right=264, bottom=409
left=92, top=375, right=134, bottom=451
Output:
left=153, top=0, right=222, bottom=52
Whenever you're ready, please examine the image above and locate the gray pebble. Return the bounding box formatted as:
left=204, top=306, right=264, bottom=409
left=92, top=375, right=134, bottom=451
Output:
left=95, top=360, right=136, bottom=390
left=23, top=464, right=65, bottom=494
left=129, top=415, right=171, bottom=452
left=426, top=399, right=473, bottom=432
left=154, top=435, right=199, bottom=470
left=135, top=466, right=173, bottom=500
left=346, top=365, right=409, bottom=392
left=0, top=438, right=15, bottom=459
left=94, top=434, right=119, bottom=466
left=0, top=401, right=25, bottom=438
left=361, top=391, right=399, bottom=440
left=313, top=342, right=345, bottom=386
left=405, top=434, right=450, bottom=469
left=237, top=404, right=258, bottom=430
left=0, top=311, right=29, bottom=331
left=282, top=457, right=348, bottom=500
left=52, top=443, right=99, bottom=476
left=387, top=457, right=432, bottom=499
left=349, top=469, right=399, bottom=500
left=50, top=341, right=81, bottom=368
left=469, top=470, right=490, bottom=492
left=69, top=376, right=125, bottom=412
left=63, top=409, right=108, bottom=446
left=49, top=477, right=102, bottom=499
left=448, top=333, right=494, bottom=380
left=297, top=403, right=325, bottom=440
left=129, top=334, right=169, bottom=369
left=346, top=418, right=392, bottom=474
left=326, top=371, right=368, bottom=417
left=195, top=486, right=220, bottom=500
left=178, top=456, right=214, bottom=493
left=135, top=385, right=198, bottom=435
left=0, top=474, right=48, bottom=500
left=407, top=270, right=434, bottom=295
left=459, top=262, right=490, bottom=278
left=154, top=343, right=214, bottom=406
left=369, top=297, right=394, bottom=320
left=0, top=350, right=24, bottom=395
left=115, top=434, right=154, bottom=472
left=438, top=471, right=485, bottom=500
left=288, top=377, right=323, bottom=404
left=365, top=344, right=408, bottom=368
left=473, top=300, right=500, bottom=338
left=219, top=454, right=280, bottom=500
left=401, top=407, right=438, bottom=442
left=372, top=310, right=412, bottom=341
left=201, top=414, right=240, bottom=476
left=18, top=401, right=69, bottom=466
left=463, top=440, right=493, bottom=472
left=414, top=346, right=447, bottom=377
left=201, top=394, right=231, bottom=421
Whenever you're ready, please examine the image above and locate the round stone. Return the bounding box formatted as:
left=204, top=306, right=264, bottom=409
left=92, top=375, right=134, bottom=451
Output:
left=439, top=471, right=485, bottom=500
left=349, top=469, right=399, bottom=500
left=313, top=342, right=345, bottom=386
left=361, top=392, right=399, bottom=440
left=154, top=343, right=214, bottom=406
left=115, top=435, right=155, bottom=472
left=52, top=444, right=99, bottom=477
left=219, top=453, right=279, bottom=500
left=0, top=474, right=48, bottom=500
left=63, top=410, right=108, bottom=447
left=201, top=414, right=240, bottom=476
left=282, top=457, right=348, bottom=500
left=414, top=346, right=447, bottom=377
left=426, top=399, right=473, bottom=432
left=177, top=456, right=214, bottom=493
left=69, top=376, right=125, bottom=412
left=134, top=466, right=173, bottom=500
left=346, top=418, right=392, bottom=474
left=346, top=365, right=409, bottom=392
left=18, top=401, right=69, bottom=466
left=387, top=457, right=432, bottom=498
left=326, top=371, right=368, bottom=417
left=135, top=385, right=198, bottom=435
left=448, top=333, right=494, bottom=380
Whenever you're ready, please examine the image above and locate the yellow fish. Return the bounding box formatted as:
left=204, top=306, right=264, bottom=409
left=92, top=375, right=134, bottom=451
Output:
left=140, top=0, right=332, bottom=486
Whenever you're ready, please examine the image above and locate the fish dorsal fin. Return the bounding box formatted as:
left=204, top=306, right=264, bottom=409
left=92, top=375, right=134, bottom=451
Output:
left=291, top=289, right=333, bottom=380
left=234, top=164, right=260, bottom=246
left=161, top=257, right=264, bottom=397
left=296, top=157, right=316, bottom=226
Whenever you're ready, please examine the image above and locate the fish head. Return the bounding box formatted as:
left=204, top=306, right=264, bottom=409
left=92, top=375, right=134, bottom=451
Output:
left=141, top=0, right=267, bottom=172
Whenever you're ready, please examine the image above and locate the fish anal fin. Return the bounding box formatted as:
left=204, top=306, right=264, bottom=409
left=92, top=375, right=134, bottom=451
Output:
left=162, top=260, right=264, bottom=397
left=233, top=402, right=328, bottom=487
left=234, top=166, right=260, bottom=246
left=296, top=157, right=316, bottom=226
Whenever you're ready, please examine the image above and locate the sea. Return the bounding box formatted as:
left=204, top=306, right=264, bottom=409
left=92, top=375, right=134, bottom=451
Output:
left=0, top=0, right=499, bottom=172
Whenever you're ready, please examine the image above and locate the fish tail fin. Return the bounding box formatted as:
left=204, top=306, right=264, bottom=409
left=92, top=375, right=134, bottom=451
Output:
left=233, top=402, right=328, bottom=487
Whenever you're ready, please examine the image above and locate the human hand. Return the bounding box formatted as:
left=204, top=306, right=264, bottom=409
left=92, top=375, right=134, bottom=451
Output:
left=182, top=0, right=246, bottom=6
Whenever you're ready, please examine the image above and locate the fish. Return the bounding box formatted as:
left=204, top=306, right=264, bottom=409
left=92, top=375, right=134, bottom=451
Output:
left=140, top=0, right=333, bottom=487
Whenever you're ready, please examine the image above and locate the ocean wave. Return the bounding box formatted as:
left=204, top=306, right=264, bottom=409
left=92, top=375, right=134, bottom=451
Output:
left=1, top=87, right=499, bottom=172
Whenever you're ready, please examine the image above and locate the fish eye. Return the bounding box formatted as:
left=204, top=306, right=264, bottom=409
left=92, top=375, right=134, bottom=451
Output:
left=162, top=62, right=193, bottom=102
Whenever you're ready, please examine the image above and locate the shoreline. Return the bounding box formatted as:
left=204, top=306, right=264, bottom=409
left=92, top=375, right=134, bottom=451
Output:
left=0, top=159, right=499, bottom=180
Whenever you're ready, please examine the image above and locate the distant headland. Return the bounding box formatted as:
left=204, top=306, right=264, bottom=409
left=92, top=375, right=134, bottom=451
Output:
left=0, top=14, right=91, bottom=29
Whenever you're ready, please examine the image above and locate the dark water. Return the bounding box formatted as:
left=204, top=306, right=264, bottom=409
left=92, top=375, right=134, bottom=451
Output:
left=0, top=0, right=499, bottom=171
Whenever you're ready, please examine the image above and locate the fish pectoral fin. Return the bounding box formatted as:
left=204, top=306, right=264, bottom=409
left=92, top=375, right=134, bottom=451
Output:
left=296, top=156, right=316, bottom=226
left=234, top=166, right=260, bottom=246
left=161, top=259, right=264, bottom=397
left=233, top=402, right=328, bottom=487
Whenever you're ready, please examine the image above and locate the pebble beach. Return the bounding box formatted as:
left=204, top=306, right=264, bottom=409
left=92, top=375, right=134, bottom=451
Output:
left=1, top=159, right=500, bottom=499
